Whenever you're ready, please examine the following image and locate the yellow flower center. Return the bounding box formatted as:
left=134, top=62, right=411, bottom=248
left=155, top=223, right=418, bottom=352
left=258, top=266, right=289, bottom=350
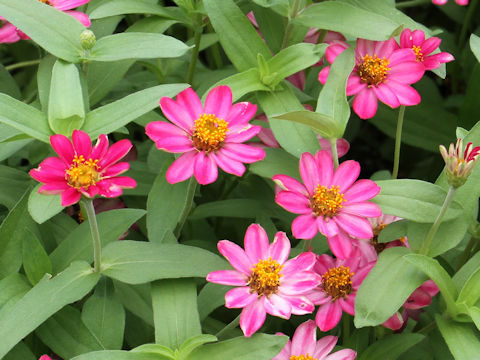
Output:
left=248, top=258, right=283, bottom=297
left=191, top=114, right=229, bottom=152
left=412, top=45, right=424, bottom=62
left=357, top=54, right=391, bottom=86
left=65, top=155, right=100, bottom=190
left=290, top=355, right=316, bottom=360
left=322, top=265, right=354, bottom=300
left=310, top=185, right=346, bottom=218
left=38, top=0, right=52, bottom=5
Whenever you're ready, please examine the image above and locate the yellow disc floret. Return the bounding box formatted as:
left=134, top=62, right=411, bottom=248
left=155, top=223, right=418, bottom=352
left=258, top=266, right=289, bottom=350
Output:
left=357, top=54, right=391, bottom=86
left=322, top=265, right=354, bottom=300
left=191, top=113, right=229, bottom=152
left=248, top=257, right=283, bottom=297
left=310, top=185, right=346, bottom=218
left=290, top=355, right=316, bottom=360
left=65, top=155, right=100, bottom=190
left=412, top=45, right=424, bottom=62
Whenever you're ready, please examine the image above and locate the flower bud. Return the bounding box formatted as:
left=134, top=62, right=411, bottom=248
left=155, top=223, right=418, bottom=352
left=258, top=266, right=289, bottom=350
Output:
left=439, top=138, right=480, bottom=188
left=80, top=29, right=96, bottom=50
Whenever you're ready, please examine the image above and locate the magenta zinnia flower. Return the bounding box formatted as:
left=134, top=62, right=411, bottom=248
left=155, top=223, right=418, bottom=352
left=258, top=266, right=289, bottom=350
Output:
left=30, top=130, right=136, bottom=207
left=274, top=150, right=381, bottom=259
left=432, top=0, right=468, bottom=4
left=273, top=320, right=356, bottom=360
left=0, top=0, right=91, bottom=43
left=146, top=86, right=265, bottom=185
left=400, top=29, right=454, bottom=71
left=319, top=38, right=425, bottom=119
left=206, top=224, right=320, bottom=337
left=306, top=252, right=375, bottom=332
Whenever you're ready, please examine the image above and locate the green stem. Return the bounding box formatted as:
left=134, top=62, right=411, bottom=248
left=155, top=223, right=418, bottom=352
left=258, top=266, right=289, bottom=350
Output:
left=329, top=138, right=339, bottom=169
left=456, top=235, right=477, bottom=271
left=207, top=22, right=223, bottom=69
left=5, top=59, right=41, bottom=71
left=215, top=314, right=241, bottom=339
left=280, top=0, right=301, bottom=49
left=316, top=29, right=327, bottom=44
left=175, top=179, right=197, bottom=238
left=392, top=105, right=406, bottom=179
left=82, top=198, right=102, bottom=272
left=303, top=239, right=312, bottom=251
left=186, top=20, right=203, bottom=84
left=396, top=0, right=430, bottom=8
left=419, top=186, right=457, bottom=255
left=459, top=0, right=479, bottom=49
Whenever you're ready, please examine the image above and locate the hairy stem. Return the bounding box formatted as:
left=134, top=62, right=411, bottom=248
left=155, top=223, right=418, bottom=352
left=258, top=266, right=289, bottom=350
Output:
left=392, top=106, right=406, bottom=179
left=83, top=198, right=102, bottom=272
left=5, top=59, right=41, bottom=71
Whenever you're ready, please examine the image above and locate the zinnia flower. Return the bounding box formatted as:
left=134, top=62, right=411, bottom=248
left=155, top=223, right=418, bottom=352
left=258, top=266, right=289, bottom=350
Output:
left=206, top=224, right=320, bottom=337
left=273, top=320, right=356, bottom=360
left=274, top=150, right=382, bottom=259
left=319, top=38, right=425, bottom=119
left=30, top=129, right=136, bottom=207
left=306, top=251, right=375, bottom=332
left=432, top=0, right=468, bottom=4
left=400, top=29, right=454, bottom=71
left=146, top=86, right=265, bottom=185
left=440, top=138, right=480, bottom=188
left=0, top=0, right=91, bottom=43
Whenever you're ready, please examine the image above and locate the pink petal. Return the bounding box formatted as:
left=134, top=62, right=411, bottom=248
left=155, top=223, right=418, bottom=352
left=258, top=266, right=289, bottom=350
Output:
left=382, top=312, right=404, bottom=330
left=257, top=127, right=280, bottom=148
left=342, top=202, right=382, bottom=218
left=388, top=48, right=416, bottom=66
left=102, top=162, right=130, bottom=177
left=411, top=30, right=426, bottom=47
left=96, top=177, right=136, bottom=197
left=263, top=294, right=292, bottom=319
left=286, top=295, right=315, bottom=315
left=420, top=280, right=439, bottom=297
left=315, top=301, right=343, bottom=332
left=50, top=134, right=75, bottom=166
left=404, top=288, right=432, bottom=309
left=424, top=52, right=454, bottom=70
left=217, top=240, right=253, bottom=275
left=72, top=129, right=92, bottom=158
left=194, top=151, right=218, bottom=185
left=325, top=41, right=349, bottom=64
left=210, top=151, right=245, bottom=177
left=400, top=29, right=413, bottom=48
left=336, top=138, right=350, bottom=157
left=325, top=349, right=357, bottom=360
left=356, top=39, right=375, bottom=58
left=318, top=66, right=330, bottom=84
left=244, top=223, right=269, bottom=264
left=314, top=254, right=335, bottom=274
left=389, top=61, right=425, bottom=84
left=287, top=71, right=306, bottom=90
left=166, top=151, right=196, bottom=184
left=385, top=81, right=421, bottom=106
left=204, top=86, right=232, bottom=120
left=38, top=181, right=70, bottom=193
left=374, top=38, right=399, bottom=58
left=275, top=191, right=311, bottom=214
left=299, top=152, right=320, bottom=195
left=269, top=232, right=290, bottom=264
left=220, top=143, right=265, bottom=164
left=240, top=300, right=267, bottom=337
left=315, top=150, right=334, bottom=187
left=226, top=125, right=261, bottom=143
left=292, top=214, right=318, bottom=239
left=335, top=213, right=373, bottom=239
left=346, top=75, right=367, bottom=96
left=0, top=23, right=20, bottom=43
left=146, top=121, right=193, bottom=153
left=317, top=217, right=339, bottom=237
left=272, top=339, right=291, bottom=360
left=175, top=87, right=204, bottom=123
left=99, top=139, right=133, bottom=169
left=52, top=0, right=90, bottom=10
left=313, top=336, right=337, bottom=360
left=280, top=271, right=321, bottom=295
left=91, top=134, right=109, bottom=160
left=206, top=270, right=247, bottom=286
left=64, top=10, right=91, bottom=27
left=291, top=320, right=317, bottom=356
left=327, top=233, right=353, bottom=259
left=352, top=263, right=375, bottom=288
left=225, top=102, right=257, bottom=127
left=373, top=84, right=400, bottom=109
left=353, top=88, right=378, bottom=120
left=421, top=37, right=441, bottom=55
left=283, top=252, right=317, bottom=275
left=339, top=295, right=355, bottom=315
left=306, top=290, right=331, bottom=305
left=343, top=179, right=381, bottom=202
left=160, top=97, right=195, bottom=132
left=61, top=188, right=81, bottom=206
left=225, top=287, right=257, bottom=308
left=332, top=160, right=360, bottom=193
left=272, top=175, right=308, bottom=196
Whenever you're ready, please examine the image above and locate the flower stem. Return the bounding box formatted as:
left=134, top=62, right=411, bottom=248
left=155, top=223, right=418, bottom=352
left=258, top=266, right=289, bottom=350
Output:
left=459, top=0, right=479, bottom=49
left=280, top=0, right=301, bottom=49
left=419, top=186, right=457, bottom=255
left=5, top=59, right=41, bottom=71
left=82, top=198, right=102, bottom=272
left=303, top=238, right=312, bottom=252
left=175, top=178, right=197, bottom=238
left=186, top=17, right=203, bottom=84
left=215, top=314, right=241, bottom=339
left=392, top=105, right=406, bottom=179
left=456, top=234, right=477, bottom=271
left=329, top=138, right=339, bottom=169
left=396, top=0, right=430, bottom=8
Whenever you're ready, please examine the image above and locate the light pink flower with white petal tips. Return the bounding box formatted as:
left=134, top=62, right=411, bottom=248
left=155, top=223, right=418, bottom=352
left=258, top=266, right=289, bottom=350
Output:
left=206, top=224, right=320, bottom=337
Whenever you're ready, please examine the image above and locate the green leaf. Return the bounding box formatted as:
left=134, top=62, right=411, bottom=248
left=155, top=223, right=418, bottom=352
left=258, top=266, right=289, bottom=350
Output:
left=37, top=55, right=56, bottom=113
left=249, top=148, right=300, bottom=180
left=36, top=306, right=104, bottom=359
left=372, top=180, right=463, bottom=223
left=355, top=247, right=427, bottom=327
left=0, top=261, right=100, bottom=358
left=377, top=219, right=407, bottom=243
left=467, top=307, right=480, bottom=331
left=0, top=93, right=52, bottom=143
left=72, top=350, right=163, bottom=360
left=101, top=241, right=228, bottom=284
left=113, top=282, right=154, bottom=326
left=470, top=34, right=480, bottom=63
left=294, top=2, right=398, bottom=41
left=28, top=184, right=63, bottom=224
left=0, top=64, right=21, bottom=100
left=83, top=84, right=188, bottom=139
left=271, top=110, right=339, bottom=139
left=89, top=33, right=190, bottom=62
left=358, top=333, right=425, bottom=360
left=48, top=60, right=85, bottom=136
left=132, top=344, right=175, bottom=359
left=188, top=334, right=288, bottom=360
left=178, top=335, right=217, bottom=360
left=50, top=208, right=146, bottom=274
left=0, top=166, right=31, bottom=209
left=316, top=47, right=355, bottom=138
left=3, top=341, right=36, bottom=360
left=436, top=314, right=480, bottom=360
left=152, top=279, right=201, bottom=349
left=82, top=277, right=125, bottom=350
left=22, top=229, right=52, bottom=286
left=457, top=266, right=480, bottom=308
left=203, top=0, right=271, bottom=71
left=454, top=251, right=480, bottom=291
left=0, top=0, right=84, bottom=62
left=0, top=274, right=31, bottom=313
left=197, top=283, right=229, bottom=321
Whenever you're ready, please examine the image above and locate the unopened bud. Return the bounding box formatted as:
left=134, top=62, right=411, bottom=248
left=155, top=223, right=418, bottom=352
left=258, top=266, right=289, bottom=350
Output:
left=80, top=29, right=96, bottom=50
left=440, top=138, right=480, bottom=188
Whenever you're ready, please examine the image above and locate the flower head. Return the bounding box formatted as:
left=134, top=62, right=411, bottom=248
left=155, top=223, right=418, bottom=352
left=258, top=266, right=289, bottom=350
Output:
left=432, top=0, right=468, bottom=4
left=306, top=251, right=375, bottom=332
left=274, top=150, right=382, bottom=259
left=440, top=138, right=480, bottom=188
left=273, top=320, right=356, bottom=360
left=146, top=86, right=265, bottom=185
left=400, top=29, right=454, bottom=71
left=30, top=130, right=136, bottom=207
left=0, top=0, right=91, bottom=43
left=206, top=224, right=320, bottom=337
left=319, top=38, right=425, bottom=119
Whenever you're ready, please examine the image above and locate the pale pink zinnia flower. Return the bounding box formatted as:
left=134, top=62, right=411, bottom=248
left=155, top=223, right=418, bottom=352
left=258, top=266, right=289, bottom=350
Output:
left=432, top=0, right=468, bottom=4
left=274, top=150, right=382, bottom=259
left=400, top=29, right=454, bottom=71
left=0, top=0, right=91, bottom=43
left=206, top=224, right=320, bottom=337
left=319, top=38, right=425, bottom=119
left=306, top=251, right=375, bottom=332
left=30, top=129, right=136, bottom=207
left=146, top=86, right=265, bottom=185
left=273, top=320, right=356, bottom=360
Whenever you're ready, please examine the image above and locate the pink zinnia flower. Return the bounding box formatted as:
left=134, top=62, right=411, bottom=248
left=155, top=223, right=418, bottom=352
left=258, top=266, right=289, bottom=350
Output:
left=432, top=0, right=468, bottom=4
left=319, top=38, right=425, bottom=119
left=30, top=129, right=136, bottom=207
left=400, top=29, right=454, bottom=71
left=274, top=150, right=382, bottom=259
left=273, top=320, right=356, bottom=360
left=0, top=0, right=91, bottom=43
left=306, top=251, right=375, bottom=332
left=206, top=224, right=320, bottom=337
left=146, top=86, right=265, bottom=185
